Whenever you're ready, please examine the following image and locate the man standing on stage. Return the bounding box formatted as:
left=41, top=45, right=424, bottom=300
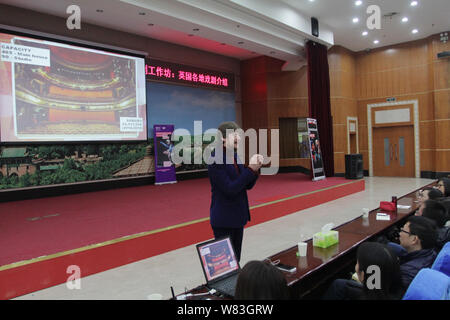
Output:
left=207, top=121, right=263, bottom=262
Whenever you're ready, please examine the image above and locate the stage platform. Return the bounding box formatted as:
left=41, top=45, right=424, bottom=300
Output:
left=0, top=173, right=364, bottom=299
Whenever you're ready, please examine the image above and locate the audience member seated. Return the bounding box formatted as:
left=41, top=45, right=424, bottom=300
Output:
left=438, top=198, right=450, bottom=220
left=436, top=177, right=450, bottom=197
left=396, top=216, right=438, bottom=292
left=322, top=242, right=402, bottom=300
left=418, top=187, right=444, bottom=205
left=234, top=260, right=290, bottom=300
left=418, top=200, right=450, bottom=250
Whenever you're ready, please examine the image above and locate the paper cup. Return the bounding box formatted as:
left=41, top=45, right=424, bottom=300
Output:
left=362, top=208, right=370, bottom=219
left=147, top=293, right=163, bottom=300
left=298, top=242, right=307, bottom=257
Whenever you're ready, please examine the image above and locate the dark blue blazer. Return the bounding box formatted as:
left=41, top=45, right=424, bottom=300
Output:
left=208, top=152, right=258, bottom=228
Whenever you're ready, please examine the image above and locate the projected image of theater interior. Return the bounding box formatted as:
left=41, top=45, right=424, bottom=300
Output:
left=13, top=38, right=138, bottom=139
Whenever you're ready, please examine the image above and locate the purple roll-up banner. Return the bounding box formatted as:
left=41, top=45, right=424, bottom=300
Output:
left=153, top=124, right=177, bottom=185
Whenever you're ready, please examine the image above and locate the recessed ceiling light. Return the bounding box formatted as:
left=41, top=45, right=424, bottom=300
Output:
left=355, top=0, right=363, bottom=6
left=374, top=40, right=379, bottom=44
left=192, top=28, right=199, bottom=31
left=362, top=31, right=368, bottom=36
left=412, top=29, right=419, bottom=34
left=353, top=17, right=359, bottom=23
left=402, top=17, right=409, bottom=22
left=410, top=1, right=418, bottom=6
left=308, top=0, right=315, bottom=2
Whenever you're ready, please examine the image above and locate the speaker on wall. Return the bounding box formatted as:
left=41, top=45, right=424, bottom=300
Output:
left=345, top=154, right=363, bottom=179
left=311, top=17, right=319, bottom=37
left=437, top=51, right=450, bottom=58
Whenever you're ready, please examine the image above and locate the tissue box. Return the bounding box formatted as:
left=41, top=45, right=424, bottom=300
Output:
left=313, top=230, right=339, bottom=248
left=313, top=243, right=339, bottom=262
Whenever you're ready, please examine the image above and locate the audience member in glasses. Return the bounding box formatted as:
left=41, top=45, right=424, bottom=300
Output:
left=418, top=187, right=444, bottom=205
left=322, top=242, right=402, bottom=300
left=396, top=216, right=438, bottom=293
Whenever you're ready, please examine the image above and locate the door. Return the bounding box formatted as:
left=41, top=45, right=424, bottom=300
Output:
left=373, top=125, right=415, bottom=177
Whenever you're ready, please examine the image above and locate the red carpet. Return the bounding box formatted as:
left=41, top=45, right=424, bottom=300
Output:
left=0, top=173, right=364, bottom=299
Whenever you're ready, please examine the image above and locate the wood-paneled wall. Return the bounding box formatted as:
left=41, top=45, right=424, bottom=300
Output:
left=352, top=34, right=450, bottom=175
left=324, top=34, right=449, bottom=175
left=241, top=56, right=310, bottom=169
left=239, top=34, right=449, bottom=175
left=328, top=46, right=358, bottom=173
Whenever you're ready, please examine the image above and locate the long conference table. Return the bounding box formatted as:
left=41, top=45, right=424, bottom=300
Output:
left=179, top=182, right=433, bottom=300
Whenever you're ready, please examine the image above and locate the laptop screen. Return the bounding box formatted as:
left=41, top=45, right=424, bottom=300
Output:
left=197, top=237, right=239, bottom=282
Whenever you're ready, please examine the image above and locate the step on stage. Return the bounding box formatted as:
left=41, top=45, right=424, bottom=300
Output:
left=0, top=172, right=364, bottom=299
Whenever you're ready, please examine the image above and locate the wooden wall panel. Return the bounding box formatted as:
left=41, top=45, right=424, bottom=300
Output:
left=341, top=70, right=357, bottom=99
left=328, top=46, right=358, bottom=174
left=433, top=60, right=449, bottom=90
left=267, top=67, right=308, bottom=100
left=334, top=152, right=345, bottom=174
left=360, top=150, right=369, bottom=171
left=241, top=101, right=268, bottom=130
left=332, top=124, right=347, bottom=153
left=419, top=121, right=436, bottom=149
left=436, top=151, right=450, bottom=172
left=331, top=98, right=357, bottom=124
left=420, top=150, right=435, bottom=172
left=279, top=158, right=311, bottom=169
left=267, top=99, right=309, bottom=128
left=358, top=125, right=368, bottom=151
left=435, top=120, right=450, bottom=149
left=417, top=93, right=436, bottom=121
left=356, top=65, right=431, bottom=100
left=434, top=90, right=450, bottom=119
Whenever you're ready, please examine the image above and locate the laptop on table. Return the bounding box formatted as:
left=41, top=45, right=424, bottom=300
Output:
left=196, top=237, right=241, bottom=298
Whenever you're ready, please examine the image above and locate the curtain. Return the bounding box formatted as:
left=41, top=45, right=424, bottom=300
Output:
left=279, top=118, right=300, bottom=159
left=306, top=41, right=334, bottom=177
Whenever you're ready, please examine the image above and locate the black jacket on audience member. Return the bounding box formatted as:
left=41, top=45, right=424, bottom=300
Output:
left=437, top=227, right=450, bottom=250
left=399, top=248, right=437, bottom=291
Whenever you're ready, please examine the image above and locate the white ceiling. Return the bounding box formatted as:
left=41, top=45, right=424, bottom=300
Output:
left=0, top=0, right=448, bottom=67
left=281, top=0, right=450, bottom=52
